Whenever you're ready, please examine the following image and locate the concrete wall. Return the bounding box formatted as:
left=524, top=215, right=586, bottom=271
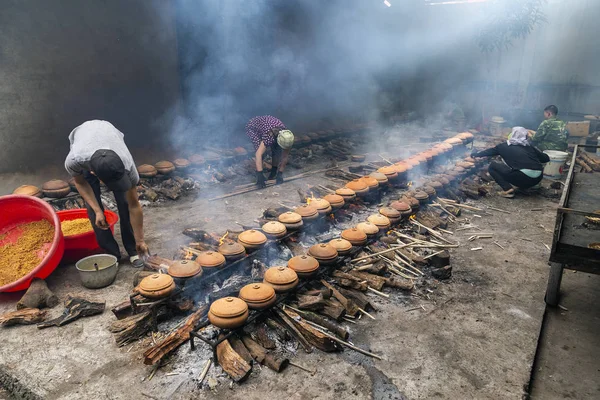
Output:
left=0, top=0, right=181, bottom=174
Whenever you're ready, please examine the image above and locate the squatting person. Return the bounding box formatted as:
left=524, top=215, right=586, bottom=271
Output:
left=245, top=115, right=295, bottom=188
left=531, top=105, right=568, bottom=151
left=471, top=127, right=550, bottom=198
left=64, top=120, right=148, bottom=265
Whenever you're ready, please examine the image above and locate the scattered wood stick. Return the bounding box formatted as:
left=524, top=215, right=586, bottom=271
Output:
left=308, top=325, right=383, bottom=360
left=289, top=361, right=316, bottom=374
left=493, top=241, right=505, bottom=249
left=350, top=243, right=411, bottom=263
left=486, top=206, right=511, bottom=214
left=358, top=308, right=376, bottom=320
left=423, top=250, right=445, bottom=260
left=367, top=287, right=390, bottom=298
left=197, top=359, right=212, bottom=385
left=409, top=219, right=455, bottom=245
left=470, top=247, right=483, bottom=251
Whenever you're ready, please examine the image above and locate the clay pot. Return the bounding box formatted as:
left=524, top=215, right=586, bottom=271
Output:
left=138, top=274, right=176, bottom=299
left=405, top=158, right=420, bottom=168
left=454, top=166, right=466, bottom=174
left=42, top=179, right=70, bottom=198
left=168, top=259, right=203, bottom=279
left=359, top=176, right=379, bottom=191
left=336, top=187, right=356, bottom=201
left=341, top=228, right=367, bottom=246
left=377, top=166, right=398, bottom=181
left=369, top=172, right=388, bottom=185
left=422, top=186, right=436, bottom=198
left=308, top=243, right=339, bottom=265
left=189, top=154, right=205, bottom=166
left=263, top=266, right=299, bottom=293
left=351, top=154, right=366, bottom=162
left=68, top=177, right=77, bottom=192
left=137, top=164, right=158, bottom=178
left=457, top=161, right=474, bottom=169
left=294, top=204, right=320, bottom=222
left=345, top=179, right=369, bottom=197
left=379, top=207, right=401, bottom=224
left=174, top=158, right=191, bottom=170
left=239, top=283, right=276, bottom=310
left=429, top=181, right=443, bottom=191
left=208, top=297, right=249, bottom=329
left=155, top=161, right=175, bottom=175
left=414, top=191, right=429, bottom=205
left=218, top=241, right=246, bottom=261
left=262, top=221, right=288, bottom=239
left=400, top=196, right=420, bottom=212
left=444, top=137, right=463, bottom=146
left=233, top=147, right=248, bottom=156
left=288, top=255, right=320, bottom=278
left=278, top=211, right=304, bottom=230
left=356, top=222, right=379, bottom=237
left=311, top=198, right=332, bottom=215
left=328, top=238, right=353, bottom=255
left=438, top=176, right=451, bottom=186
left=13, top=185, right=42, bottom=198
left=195, top=251, right=226, bottom=269
left=323, top=194, right=345, bottom=210
left=238, top=230, right=268, bottom=250
left=367, top=214, right=391, bottom=231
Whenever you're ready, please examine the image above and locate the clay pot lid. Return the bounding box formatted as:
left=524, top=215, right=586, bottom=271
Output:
left=414, top=191, right=429, bottom=200
left=140, top=274, right=174, bottom=292
left=294, top=204, right=319, bottom=217
left=323, top=194, right=344, bottom=205
left=308, top=243, right=338, bottom=259
left=174, top=158, right=190, bottom=168
left=369, top=172, right=388, bottom=184
left=155, top=160, right=174, bottom=169
left=311, top=198, right=331, bottom=211
left=278, top=211, right=302, bottom=224
left=239, top=283, right=276, bottom=303
left=464, top=157, right=476, bottom=163
left=429, top=181, right=443, bottom=189
left=42, top=179, right=69, bottom=190
left=444, top=137, right=463, bottom=145
left=345, top=179, right=368, bottom=191
left=457, top=161, right=475, bottom=168
left=210, top=297, right=248, bottom=318
left=379, top=206, right=401, bottom=218
left=336, top=187, right=356, bottom=197
left=168, top=260, right=202, bottom=278
left=218, top=241, right=246, bottom=256
left=357, top=222, right=379, bottom=235
left=196, top=251, right=226, bottom=267
left=377, top=166, right=398, bottom=176
left=264, top=266, right=298, bottom=285
left=393, top=163, right=408, bottom=173
left=189, top=154, right=205, bottom=165
left=13, top=185, right=42, bottom=197
left=390, top=201, right=411, bottom=212
left=137, top=164, right=157, bottom=174
left=401, top=196, right=420, bottom=208
left=234, top=147, right=248, bottom=155
left=453, top=166, right=466, bottom=173
left=288, top=255, right=320, bottom=273
left=367, top=214, right=391, bottom=227
left=341, top=228, right=367, bottom=242
left=422, top=186, right=436, bottom=196
left=262, top=221, right=287, bottom=235
left=238, top=230, right=268, bottom=245
left=328, top=238, right=353, bottom=252
left=438, top=176, right=450, bottom=185
left=405, top=158, right=420, bottom=167
left=359, top=176, right=379, bottom=189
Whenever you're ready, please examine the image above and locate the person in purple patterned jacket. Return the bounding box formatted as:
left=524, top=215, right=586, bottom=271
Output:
left=245, top=115, right=295, bottom=188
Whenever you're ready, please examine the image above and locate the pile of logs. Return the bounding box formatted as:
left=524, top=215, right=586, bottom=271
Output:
left=575, top=150, right=600, bottom=173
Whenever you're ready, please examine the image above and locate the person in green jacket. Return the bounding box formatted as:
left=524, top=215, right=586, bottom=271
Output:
left=531, top=105, right=568, bottom=151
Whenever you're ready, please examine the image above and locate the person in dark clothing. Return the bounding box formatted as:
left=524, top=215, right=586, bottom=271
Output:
left=471, top=127, right=550, bottom=198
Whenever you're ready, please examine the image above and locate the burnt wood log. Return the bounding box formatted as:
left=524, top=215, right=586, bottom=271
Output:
left=143, top=255, right=173, bottom=272
left=216, top=339, right=252, bottom=382
left=338, top=288, right=376, bottom=312
left=576, top=157, right=593, bottom=173
left=356, top=260, right=388, bottom=275
left=112, top=295, right=146, bottom=320
left=241, top=335, right=289, bottom=372
left=304, top=288, right=332, bottom=299
left=385, top=277, right=414, bottom=290
left=347, top=271, right=386, bottom=291
left=320, top=298, right=347, bottom=321
left=143, top=306, right=208, bottom=365
left=0, top=308, right=46, bottom=326
left=334, top=277, right=368, bottom=291
left=253, top=323, right=276, bottom=350
left=271, top=311, right=313, bottom=353
left=37, top=297, right=105, bottom=329
left=281, top=309, right=338, bottom=352
left=580, top=152, right=600, bottom=171
left=181, top=229, right=220, bottom=245
left=228, top=335, right=254, bottom=364
left=432, top=265, right=453, bottom=280
left=287, top=309, right=349, bottom=340
left=320, top=280, right=359, bottom=317
left=109, top=311, right=152, bottom=347
left=264, top=318, right=290, bottom=341
left=395, top=248, right=427, bottom=265
left=297, top=294, right=326, bottom=311
left=431, top=251, right=450, bottom=269
left=17, top=278, right=58, bottom=310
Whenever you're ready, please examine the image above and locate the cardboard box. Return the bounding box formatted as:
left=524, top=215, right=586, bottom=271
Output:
left=566, top=121, right=590, bottom=137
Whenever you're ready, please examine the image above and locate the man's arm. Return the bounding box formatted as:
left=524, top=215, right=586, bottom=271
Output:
left=279, top=149, right=290, bottom=172
left=255, top=142, right=266, bottom=171
left=531, top=122, right=547, bottom=147
left=73, top=175, right=109, bottom=229
left=471, top=145, right=499, bottom=158
left=125, top=187, right=148, bottom=256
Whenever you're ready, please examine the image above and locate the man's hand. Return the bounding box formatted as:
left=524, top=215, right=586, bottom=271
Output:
left=267, top=167, right=278, bottom=181
left=136, top=241, right=150, bottom=258
left=95, top=213, right=109, bottom=230
left=256, top=171, right=266, bottom=188
left=275, top=171, right=284, bottom=184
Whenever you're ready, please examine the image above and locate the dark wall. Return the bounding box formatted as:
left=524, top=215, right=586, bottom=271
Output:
left=0, top=0, right=181, bottom=173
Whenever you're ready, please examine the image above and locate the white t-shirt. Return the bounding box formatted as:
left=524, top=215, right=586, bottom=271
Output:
left=64, top=120, right=139, bottom=186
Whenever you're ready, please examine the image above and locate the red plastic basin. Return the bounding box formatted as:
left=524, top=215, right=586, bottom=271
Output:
left=57, top=209, right=118, bottom=261
left=0, top=195, right=65, bottom=292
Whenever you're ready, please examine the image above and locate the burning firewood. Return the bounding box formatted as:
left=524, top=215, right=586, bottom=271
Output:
left=279, top=308, right=338, bottom=352
left=216, top=338, right=252, bottom=382
left=241, top=335, right=289, bottom=372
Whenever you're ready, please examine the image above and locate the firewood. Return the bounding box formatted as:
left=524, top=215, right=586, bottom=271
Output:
left=181, top=228, right=219, bottom=244
left=270, top=312, right=313, bottom=353
left=334, top=277, right=368, bottom=291
left=320, top=298, right=347, bottom=321
left=280, top=309, right=338, bottom=352
left=358, top=260, right=388, bottom=275
left=38, top=296, right=105, bottom=329
left=347, top=271, right=386, bottom=291
left=253, top=324, right=276, bottom=350
left=304, top=288, right=332, bottom=299
left=297, top=294, right=326, bottom=311
left=216, top=339, right=252, bottom=382
left=285, top=306, right=349, bottom=340
left=228, top=335, right=254, bottom=364
left=580, top=152, right=600, bottom=170
left=320, top=280, right=359, bottom=317
left=143, top=306, right=208, bottom=365
left=112, top=295, right=145, bottom=320
left=241, top=335, right=289, bottom=372
left=143, top=255, right=173, bottom=272
left=432, top=265, right=453, bottom=280
left=430, top=250, right=450, bottom=269
left=337, top=288, right=376, bottom=312
left=395, top=248, right=427, bottom=265
left=265, top=318, right=290, bottom=341
left=17, top=278, right=58, bottom=310
left=0, top=308, right=46, bottom=326
left=576, top=157, right=593, bottom=172
left=109, top=311, right=152, bottom=347
left=187, top=242, right=213, bottom=251
left=384, top=277, right=414, bottom=290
